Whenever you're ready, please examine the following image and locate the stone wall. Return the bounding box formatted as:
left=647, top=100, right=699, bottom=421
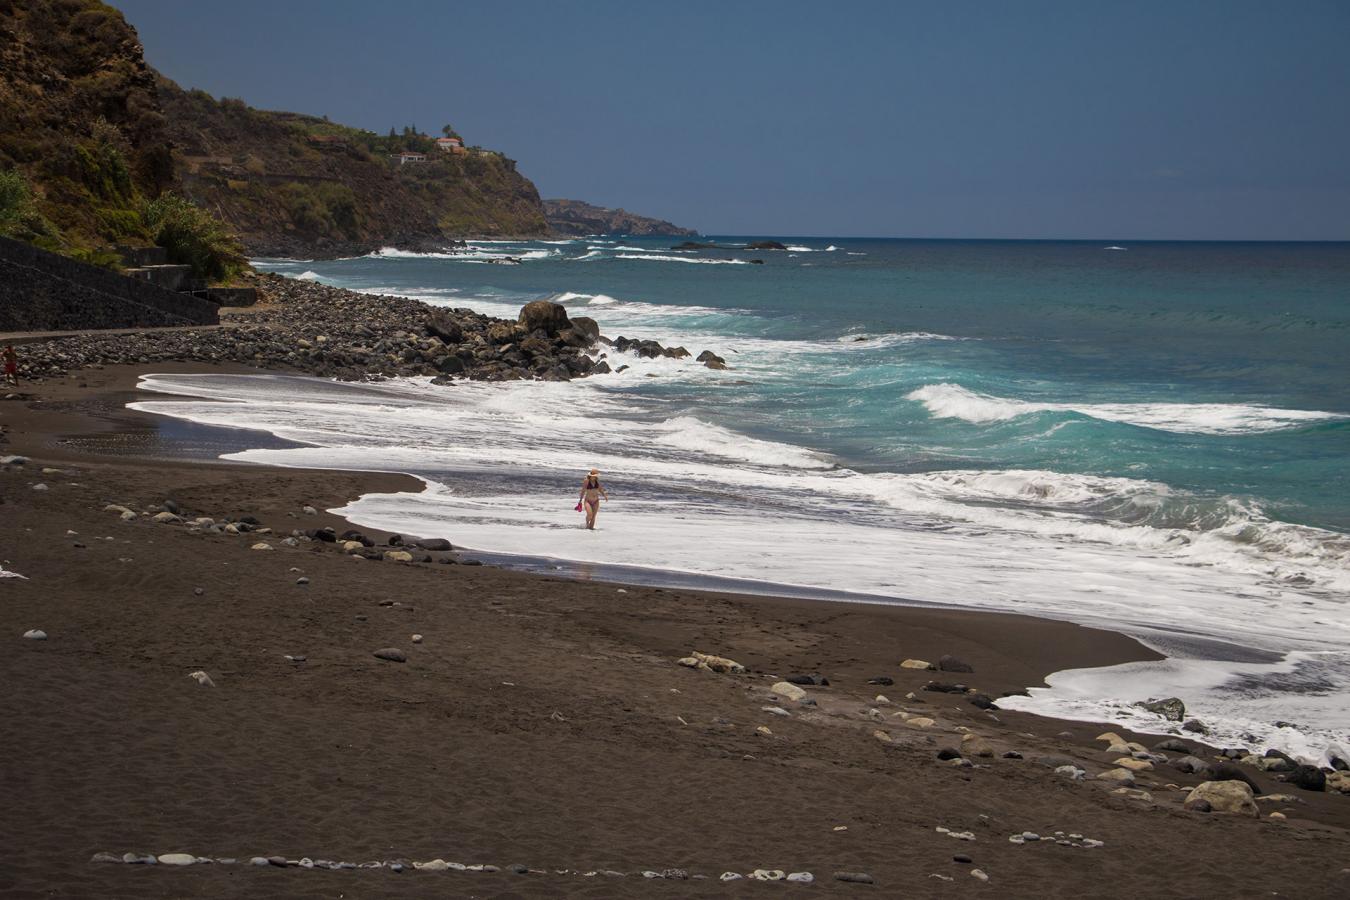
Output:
left=0, top=237, right=219, bottom=332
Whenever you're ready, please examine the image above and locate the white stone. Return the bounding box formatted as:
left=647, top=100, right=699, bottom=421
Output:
left=762, top=706, right=790, bottom=717
left=720, top=872, right=743, bottom=881
left=787, top=872, right=814, bottom=883
left=22, top=629, right=47, bottom=640
left=771, top=680, right=807, bottom=702
left=412, top=634, right=424, bottom=644
left=158, top=853, right=195, bottom=866
left=188, top=670, right=216, bottom=687
left=900, top=658, right=933, bottom=669
left=751, top=869, right=786, bottom=881
left=250, top=542, right=273, bottom=551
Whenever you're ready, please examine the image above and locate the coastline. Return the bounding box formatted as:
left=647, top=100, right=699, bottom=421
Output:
left=3, top=361, right=1349, bottom=896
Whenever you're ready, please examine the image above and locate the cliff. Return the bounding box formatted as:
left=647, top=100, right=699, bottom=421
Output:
left=0, top=0, right=550, bottom=264
left=0, top=0, right=173, bottom=260
left=157, top=80, right=549, bottom=257
left=544, top=199, right=696, bottom=237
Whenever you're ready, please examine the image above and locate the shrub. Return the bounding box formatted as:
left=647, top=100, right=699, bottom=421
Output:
left=0, top=168, right=61, bottom=244
left=142, top=192, right=245, bottom=282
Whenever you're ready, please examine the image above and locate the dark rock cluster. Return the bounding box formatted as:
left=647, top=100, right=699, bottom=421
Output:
left=12, top=275, right=684, bottom=383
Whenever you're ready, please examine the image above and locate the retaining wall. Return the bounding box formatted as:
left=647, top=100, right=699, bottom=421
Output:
left=0, top=236, right=219, bottom=331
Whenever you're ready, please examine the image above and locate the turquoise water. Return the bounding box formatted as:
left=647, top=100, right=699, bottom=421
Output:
left=270, top=238, right=1350, bottom=532
left=149, top=236, right=1350, bottom=761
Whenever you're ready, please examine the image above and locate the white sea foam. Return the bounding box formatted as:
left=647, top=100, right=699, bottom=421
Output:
left=296, top=270, right=322, bottom=282
left=617, top=253, right=749, bottom=265
left=368, top=246, right=560, bottom=261
left=907, top=382, right=1342, bottom=435
left=128, top=372, right=1350, bottom=761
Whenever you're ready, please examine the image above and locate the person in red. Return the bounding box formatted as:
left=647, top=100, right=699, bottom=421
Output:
left=2, top=344, right=17, bottom=387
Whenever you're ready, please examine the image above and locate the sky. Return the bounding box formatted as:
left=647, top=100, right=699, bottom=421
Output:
left=116, top=0, right=1350, bottom=240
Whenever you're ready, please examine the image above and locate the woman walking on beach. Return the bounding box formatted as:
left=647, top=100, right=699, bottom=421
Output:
left=579, top=468, right=609, bottom=530
left=3, top=344, right=18, bottom=387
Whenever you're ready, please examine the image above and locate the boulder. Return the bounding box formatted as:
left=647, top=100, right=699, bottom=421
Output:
left=1284, top=765, right=1326, bottom=792
left=1171, top=755, right=1212, bottom=776
left=1096, top=768, right=1136, bottom=785
left=415, top=538, right=453, bottom=551
left=1136, top=697, right=1186, bottom=721
left=1209, top=762, right=1262, bottom=792
left=1185, top=780, right=1258, bottom=817
left=771, top=681, right=807, bottom=702
left=677, top=651, right=747, bottom=674
left=1154, top=738, right=1190, bottom=752
left=960, top=734, right=995, bottom=757
left=518, top=300, right=571, bottom=336
left=425, top=310, right=463, bottom=344
left=938, top=654, right=974, bottom=673
left=1327, top=772, right=1350, bottom=794
left=384, top=550, right=414, bottom=562
left=152, top=511, right=182, bottom=524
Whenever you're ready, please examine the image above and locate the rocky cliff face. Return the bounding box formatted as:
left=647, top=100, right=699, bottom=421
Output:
left=0, top=0, right=173, bottom=255
left=158, top=81, right=549, bottom=257
left=1, top=0, right=550, bottom=262
left=544, top=199, right=696, bottom=237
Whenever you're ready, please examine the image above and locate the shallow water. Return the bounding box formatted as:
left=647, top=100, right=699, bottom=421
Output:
left=136, top=237, right=1350, bottom=762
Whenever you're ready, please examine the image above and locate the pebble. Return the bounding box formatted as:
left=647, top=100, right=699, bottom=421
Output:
left=373, top=647, right=407, bottom=662
left=284, top=654, right=307, bottom=662
left=187, top=670, right=216, bottom=687
left=411, top=634, right=424, bottom=644
left=720, top=872, right=743, bottom=881
left=787, top=872, right=814, bottom=883
left=296, top=576, right=310, bottom=585
left=762, top=706, right=790, bottom=717
left=971, top=868, right=989, bottom=882
left=23, top=629, right=47, bottom=640
left=31, top=482, right=48, bottom=491
left=302, top=506, right=318, bottom=515
left=953, top=854, right=972, bottom=864
left=158, top=853, right=196, bottom=866
left=123, top=853, right=156, bottom=864
left=835, top=871, right=875, bottom=884
left=193, top=587, right=204, bottom=596
left=250, top=542, right=273, bottom=551
left=90, top=852, right=122, bottom=863
left=250, top=857, right=270, bottom=866
left=751, top=869, right=786, bottom=881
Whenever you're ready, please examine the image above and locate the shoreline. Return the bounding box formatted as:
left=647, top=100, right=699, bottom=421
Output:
left=5, top=368, right=1350, bottom=896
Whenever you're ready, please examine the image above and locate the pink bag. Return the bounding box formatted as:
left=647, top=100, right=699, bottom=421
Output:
left=574, top=501, right=583, bottom=512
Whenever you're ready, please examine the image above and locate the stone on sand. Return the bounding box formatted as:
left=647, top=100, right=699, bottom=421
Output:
left=835, top=872, right=875, bottom=884
left=152, top=511, right=181, bottom=524
left=1186, top=780, right=1259, bottom=816
left=384, top=550, right=413, bottom=562
left=961, top=733, right=995, bottom=757
left=900, top=658, right=934, bottom=670
left=22, top=629, right=47, bottom=640
left=373, top=647, right=407, bottom=663
left=906, top=717, right=935, bottom=728
left=1096, top=768, right=1137, bottom=786
left=1114, top=757, right=1154, bottom=771
left=250, top=542, right=273, bottom=551
left=771, top=680, right=807, bottom=702
left=938, top=654, right=974, bottom=673
left=677, top=651, right=747, bottom=674
left=158, top=853, right=196, bottom=866
left=188, top=670, right=216, bottom=687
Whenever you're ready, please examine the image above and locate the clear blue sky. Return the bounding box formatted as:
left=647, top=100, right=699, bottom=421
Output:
left=116, top=0, right=1350, bottom=240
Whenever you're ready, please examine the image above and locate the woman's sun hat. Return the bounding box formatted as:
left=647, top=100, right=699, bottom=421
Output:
left=588, top=468, right=600, bottom=475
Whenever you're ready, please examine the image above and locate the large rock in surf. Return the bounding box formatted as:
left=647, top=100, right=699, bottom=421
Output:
left=518, top=300, right=571, bottom=336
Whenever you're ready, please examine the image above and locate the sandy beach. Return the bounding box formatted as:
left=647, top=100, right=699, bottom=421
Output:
left=0, top=363, right=1344, bottom=899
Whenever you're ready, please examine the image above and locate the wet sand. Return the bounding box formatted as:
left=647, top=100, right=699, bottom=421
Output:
left=1, top=365, right=1347, bottom=898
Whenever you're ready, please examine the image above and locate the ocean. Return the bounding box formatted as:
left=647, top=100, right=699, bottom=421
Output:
left=133, top=237, right=1350, bottom=763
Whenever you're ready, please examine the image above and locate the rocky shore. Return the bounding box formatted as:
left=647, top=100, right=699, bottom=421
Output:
left=10, top=274, right=727, bottom=384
